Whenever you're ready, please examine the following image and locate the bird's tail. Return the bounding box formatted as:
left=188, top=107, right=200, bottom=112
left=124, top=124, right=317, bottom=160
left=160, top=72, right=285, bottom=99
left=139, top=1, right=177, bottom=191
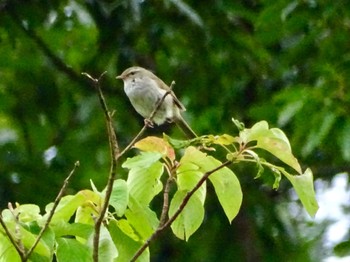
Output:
left=174, top=115, right=197, bottom=139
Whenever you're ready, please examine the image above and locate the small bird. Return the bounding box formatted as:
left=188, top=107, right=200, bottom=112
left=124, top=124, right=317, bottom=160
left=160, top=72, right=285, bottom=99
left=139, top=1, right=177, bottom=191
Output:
left=116, top=66, right=197, bottom=138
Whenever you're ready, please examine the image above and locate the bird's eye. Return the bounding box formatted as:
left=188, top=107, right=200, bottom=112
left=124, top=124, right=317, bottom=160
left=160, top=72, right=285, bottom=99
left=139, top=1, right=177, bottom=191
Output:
left=130, top=72, right=135, bottom=75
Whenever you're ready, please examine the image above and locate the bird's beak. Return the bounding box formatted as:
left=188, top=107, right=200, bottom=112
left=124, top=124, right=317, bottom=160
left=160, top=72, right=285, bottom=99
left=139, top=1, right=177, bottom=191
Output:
left=116, top=75, right=123, bottom=80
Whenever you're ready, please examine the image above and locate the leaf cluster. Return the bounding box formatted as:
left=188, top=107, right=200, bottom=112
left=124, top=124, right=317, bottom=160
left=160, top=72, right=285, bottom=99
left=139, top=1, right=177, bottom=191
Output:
left=0, top=116, right=318, bottom=261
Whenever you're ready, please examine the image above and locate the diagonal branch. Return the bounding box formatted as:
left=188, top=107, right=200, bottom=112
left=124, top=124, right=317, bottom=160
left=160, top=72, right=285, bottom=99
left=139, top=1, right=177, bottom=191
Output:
left=0, top=213, right=25, bottom=261
left=130, top=160, right=232, bottom=262
left=119, top=86, right=174, bottom=156
left=0, top=161, right=79, bottom=262
left=82, top=72, right=120, bottom=262
left=25, top=161, right=80, bottom=260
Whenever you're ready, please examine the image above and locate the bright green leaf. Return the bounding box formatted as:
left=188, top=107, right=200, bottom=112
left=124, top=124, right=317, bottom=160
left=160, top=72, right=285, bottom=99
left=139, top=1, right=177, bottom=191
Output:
left=202, top=134, right=237, bottom=146
left=0, top=219, right=52, bottom=259
left=87, top=225, right=118, bottom=262
left=73, top=190, right=102, bottom=225
left=208, top=157, right=243, bottom=222
left=271, top=167, right=282, bottom=189
left=125, top=197, right=159, bottom=240
left=114, top=219, right=140, bottom=242
left=122, top=152, right=162, bottom=169
left=0, top=233, right=21, bottom=262
left=178, top=147, right=243, bottom=223
left=17, top=204, right=41, bottom=223
left=51, top=220, right=93, bottom=240
left=45, top=194, right=86, bottom=223
left=163, top=134, right=193, bottom=149
left=241, top=121, right=302, bottom=174
left=134, top=136, right=175, bottom=161
left=232, top=118, right=245, bottom=131
left=109, top=179, right=128, bottom=217
left=283, top=168, right=319, bottom=217
left=56, top=238, right=92, bottom=262
left=169, top=190, right=204, bottom=241
left=127, top=161, right=163, bottom=206
left=108, top=220, right=149, bottom=262
left=177, top=162, right=206, bottom=204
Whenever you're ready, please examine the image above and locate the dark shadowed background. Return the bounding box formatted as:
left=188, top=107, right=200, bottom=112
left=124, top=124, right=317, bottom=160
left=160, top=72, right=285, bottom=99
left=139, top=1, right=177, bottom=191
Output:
left=1, top=0, right=350, bottom=261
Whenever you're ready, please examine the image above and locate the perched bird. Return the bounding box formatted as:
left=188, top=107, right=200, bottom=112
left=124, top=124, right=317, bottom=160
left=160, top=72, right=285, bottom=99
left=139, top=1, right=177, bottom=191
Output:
left=116, top=66, right=197, bottom=138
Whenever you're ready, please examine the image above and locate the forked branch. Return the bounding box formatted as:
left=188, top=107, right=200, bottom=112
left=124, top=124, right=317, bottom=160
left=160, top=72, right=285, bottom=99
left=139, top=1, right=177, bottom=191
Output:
left=130, top=160, right=231, bottom=261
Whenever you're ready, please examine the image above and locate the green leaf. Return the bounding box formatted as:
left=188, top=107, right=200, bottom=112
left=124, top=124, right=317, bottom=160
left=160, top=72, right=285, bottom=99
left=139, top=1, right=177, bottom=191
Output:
left=245, top=149, right=264, bottom=179
left=56, top=238, right=92, bottom=262
left=0, top=233, right=21, bottom=262
left=17, top=204, right=41, bottom=223
left=125, top=197, right=159, bottom=240
left=282, top=168, right=319, bottom=217
left=271, top=167, right=282, bottom=189
left=114, top=219, right=140, bottom=242
left=73, top=190, right=102, bottom=225
left=122, top=152, right=163, bottom=169
left=134, top=136, right=175, bottom=160
left=177, top=162, right=206, bottom=204
left=109, top=179, right=128, bottom=217
left=169, top=190, right=204, bottom=241
left=163, top=134, right=192, bottom=149
left=178, top=146, right=242, bottom=223
left=201, top=134, right=237, bottom=146
left=232, top=118, right=245, bottom=131
left=45, top=194, right=85, bottom=223
left=126, top=161, right=163, bottom=206
left=208, top=156, right=242, bottom=222
left=4, top=221, right=52, bottom=258
left=87, top=226, right=118, bottom=262
left=241, top=121, right=302, bottom=174
left=108, top=220, right=149, bottom=262
left=51, top=220, right=93, bottom=240
left=179, top=146, right=216, bottom=173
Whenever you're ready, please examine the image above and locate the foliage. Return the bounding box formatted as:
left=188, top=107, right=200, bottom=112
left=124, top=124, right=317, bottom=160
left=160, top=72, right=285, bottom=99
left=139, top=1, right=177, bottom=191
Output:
left=0, top=114, right=318, bottom=260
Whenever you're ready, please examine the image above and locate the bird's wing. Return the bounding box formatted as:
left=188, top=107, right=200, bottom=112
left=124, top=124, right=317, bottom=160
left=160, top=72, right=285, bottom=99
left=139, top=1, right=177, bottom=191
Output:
left=148, top=71, right=186, bottom=111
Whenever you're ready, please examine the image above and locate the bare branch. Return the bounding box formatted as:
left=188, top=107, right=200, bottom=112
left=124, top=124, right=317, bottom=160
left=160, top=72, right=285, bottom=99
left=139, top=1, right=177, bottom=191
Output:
left=83, top=72, right=120, bottom=262
left=119, top=88, right=173, bottom=156
left=25, top=161, right=80, bottom=260
left=159, top=176, right=173, bottom=227
left=0, top=212, right=26, bottom=261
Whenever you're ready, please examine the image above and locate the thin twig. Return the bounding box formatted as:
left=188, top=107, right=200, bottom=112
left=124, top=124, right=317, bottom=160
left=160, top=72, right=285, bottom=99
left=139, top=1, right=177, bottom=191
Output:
left=82, top=72, right=120, bottom=262
left=159, top=176, right=173, bottom=227
left=130, top=160, right=232, bottom=262
left=0, top=214, right=25, bottom=261
left=119, top=88, right=173, bottom=156
left=25, top=161, right=80, bottom=260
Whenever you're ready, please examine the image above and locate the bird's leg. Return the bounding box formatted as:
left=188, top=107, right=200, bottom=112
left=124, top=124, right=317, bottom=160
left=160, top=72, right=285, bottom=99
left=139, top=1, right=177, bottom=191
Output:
left=144, top=118, right=154, bottom=128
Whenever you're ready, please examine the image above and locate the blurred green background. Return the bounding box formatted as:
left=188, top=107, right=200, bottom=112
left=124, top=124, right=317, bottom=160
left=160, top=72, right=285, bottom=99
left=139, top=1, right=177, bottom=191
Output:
left=1, top=0, right=349, bottom=261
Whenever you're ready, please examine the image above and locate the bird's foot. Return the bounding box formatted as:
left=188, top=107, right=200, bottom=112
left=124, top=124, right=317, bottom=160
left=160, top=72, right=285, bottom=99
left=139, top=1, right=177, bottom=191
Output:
left=144, top=118, right=154, bottom=128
